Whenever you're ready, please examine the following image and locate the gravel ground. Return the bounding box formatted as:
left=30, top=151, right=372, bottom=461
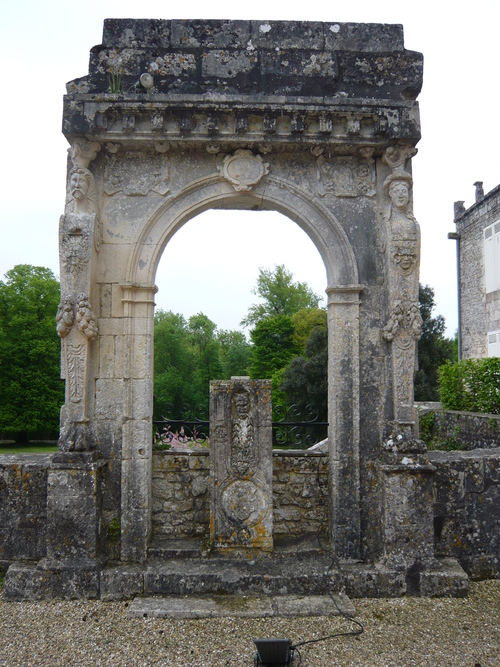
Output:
left=0, top=580, right=499, bottom=666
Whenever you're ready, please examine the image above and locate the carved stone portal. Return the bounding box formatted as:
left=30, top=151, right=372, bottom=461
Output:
left=3, top=18, right=464, bottom=602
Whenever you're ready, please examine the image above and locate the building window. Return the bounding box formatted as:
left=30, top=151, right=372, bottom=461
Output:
left=484, top=220, right=500, bottom=293
left=488, top=331, right=500, bottom=357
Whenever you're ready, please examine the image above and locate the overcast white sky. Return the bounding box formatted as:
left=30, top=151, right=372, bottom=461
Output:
left=1, top=1, right=499, bottom=335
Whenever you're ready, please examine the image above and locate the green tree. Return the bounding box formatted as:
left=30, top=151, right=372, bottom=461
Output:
left=291, top=307, right=327, bottom=352
left=188, top=313, right=223, bottom=406
left=241, top=264, right=323, bottom=327
left=0, top=265, right=64, bottom=440
left=217, top=329, right=253, bottom=379
left=414, top=284, right=455, bottom=401
left=249, top=315, right=298, bottom=380
left=153, top=310, right=197, bottom=418
left=280, top=326, right=328, bottom=419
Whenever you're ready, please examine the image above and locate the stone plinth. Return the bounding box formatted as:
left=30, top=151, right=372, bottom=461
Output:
left=209, top=378, right=272, bottom=555
left=45, top=453, right=106, bottom=563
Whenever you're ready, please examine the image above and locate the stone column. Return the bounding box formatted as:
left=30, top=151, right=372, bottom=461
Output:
left=120, top=284, right=157, bottom=563
left=326, top=285, right=363, bottom=560
left=209, top=377, right=273, bottom=556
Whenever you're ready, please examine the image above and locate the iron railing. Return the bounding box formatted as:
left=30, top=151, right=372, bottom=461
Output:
left=153, top=402, right=328, bottom=450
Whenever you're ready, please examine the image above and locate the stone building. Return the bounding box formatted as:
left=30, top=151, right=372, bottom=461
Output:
left=451, top=182, right=500, bottom=358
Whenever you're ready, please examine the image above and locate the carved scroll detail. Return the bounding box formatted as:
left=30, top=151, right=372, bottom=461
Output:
left=230, top=389, right=255, bottom=475
left=67, top=343, right=86, bottom=403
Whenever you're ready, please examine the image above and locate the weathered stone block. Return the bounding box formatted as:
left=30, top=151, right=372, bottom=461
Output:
left=202, top=51, right=257, bottom=78
left=46, top=461, right=105, bottom=562
left=103, top=18, right=171, bottom=48
left=100, top=566, right=144, bottom=600
left=171, top=19, right=250, bottom=49
left=250, top=21, right=324, bottom=50
left=324, top=22, right=404, bottom=52
left=4, top=561, right=100, bottom=600
left=260, top=51, right=337, bottom=78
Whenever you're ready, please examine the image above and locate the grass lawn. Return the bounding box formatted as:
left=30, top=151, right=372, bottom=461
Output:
left=0, top=442, right=58, bottom=454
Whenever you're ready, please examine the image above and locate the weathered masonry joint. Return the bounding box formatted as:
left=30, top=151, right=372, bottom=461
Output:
left=2, top=19, right=472, bottom=600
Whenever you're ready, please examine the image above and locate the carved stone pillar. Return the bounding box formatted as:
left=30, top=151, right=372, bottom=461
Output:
left=326, top=285, right=363, bottom=560
left=57, top=139, right=101, bottom=453
left=381, top=145, right=422, bottom=433
left=209, top=377, right=273, bottom=556
left=120, top=284, right=157, bottom=563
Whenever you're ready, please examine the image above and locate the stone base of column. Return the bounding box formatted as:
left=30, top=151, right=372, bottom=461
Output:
left=45, top=456, right=107, bottom=563
left=4, top=560, right=101, bottom=600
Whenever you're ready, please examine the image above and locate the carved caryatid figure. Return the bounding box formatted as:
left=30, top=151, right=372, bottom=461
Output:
left=66, top=167, right=99, bottom=217
left=383, top=171, right=418, bottom=241
left=57, top=291, right=98, bottom=448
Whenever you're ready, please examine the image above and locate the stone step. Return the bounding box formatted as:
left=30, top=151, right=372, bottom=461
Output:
left=127, top=593, right=356, bottom=619
left=5, top=557, right=468, bottom=601
left=141, top=555, right=336, bottom=597
left=146, top=534, right=327, bottom=561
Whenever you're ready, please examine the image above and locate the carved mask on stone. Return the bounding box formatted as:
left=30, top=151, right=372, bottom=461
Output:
left=389, top=180, right=410, bottom=211
left=234, top=392, right=250, bottom=419
left=70, top=169, right=91, bottom=201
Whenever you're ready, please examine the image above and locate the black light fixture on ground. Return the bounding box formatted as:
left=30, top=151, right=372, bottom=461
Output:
left=253, top=638, right=296, bottom=666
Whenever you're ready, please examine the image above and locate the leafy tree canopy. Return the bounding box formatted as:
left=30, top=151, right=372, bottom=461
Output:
left=217, top=329, right=252, bottom=379
left=292, top=307, right=327, bottom=352
left=249, top=315, right=298, bottom=380
left=280, top=326, right=328, bottom=419
left=241, top=264, right=323, bottom=327
left=0, top=265, right=64, bottom=438
left=153, top=310, right=251, bottom=418
left=414, top=284, right=455, bottom=402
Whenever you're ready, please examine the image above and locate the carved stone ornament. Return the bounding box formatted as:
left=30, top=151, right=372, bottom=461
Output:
left=392, top=239, right=418, bottom=276
left=61, top=214, right=93, bottom=276
left=56, top=296, right=75, bottom=338
left=70, top=139, right=100, bottom=169
left=316, top=155, right=375, bottom=198
left=382, top=171, right=418, bottom=241
left=75, top=293, right=98, bottom=339
left=104, top=151, right=170, bottom=196
left=67, top=343, right=86, bottom=403
left=382, top=144, right=417, bottom=172
left=222, top=479, right=267, bottom=528
left=230, top=389, right=255, bottom=475
left=66, top=167, right=99, bottom=218
left=220, top=150, right=269, bottom=192
left=383, top=300, right=422, bottom=343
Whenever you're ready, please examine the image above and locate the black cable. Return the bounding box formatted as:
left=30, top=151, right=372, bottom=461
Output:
left=291, top=457, right=364, bottom=653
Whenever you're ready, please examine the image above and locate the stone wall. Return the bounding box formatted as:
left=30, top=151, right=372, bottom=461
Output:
left=429, top=448, right=500, bottom=579
left=152, top=452, right=210, bottom=539
left=2, top=448, right=499, bottom=582
left=151, top=450, right=328, bottom=540
left=422, top=409, right=500, bottom=450
left=0, top=455, right=51, bottom=572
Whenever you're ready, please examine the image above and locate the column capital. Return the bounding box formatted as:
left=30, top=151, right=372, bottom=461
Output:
left=326, top=284, right=363, bottom=305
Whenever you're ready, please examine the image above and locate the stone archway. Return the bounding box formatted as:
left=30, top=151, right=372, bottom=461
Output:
left=56, top=19, right=425, bottom=572
left=6, top=19, right=466, bottom=600
left=120, top=176, right=361, bottom=561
